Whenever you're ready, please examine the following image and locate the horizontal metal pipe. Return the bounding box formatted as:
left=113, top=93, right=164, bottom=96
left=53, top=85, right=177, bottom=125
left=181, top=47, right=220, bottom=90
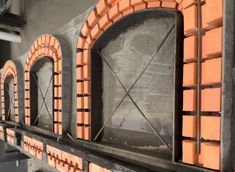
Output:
left=0, top=31, right=21, bottom=43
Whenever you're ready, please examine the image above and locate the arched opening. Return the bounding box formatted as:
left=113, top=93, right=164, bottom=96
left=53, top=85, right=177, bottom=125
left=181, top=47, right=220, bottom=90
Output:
left=90, top=9, right=183, bottom=159
left=24, top=34, right=64, bottom=135
left=29, top=58, right=54, bottom=132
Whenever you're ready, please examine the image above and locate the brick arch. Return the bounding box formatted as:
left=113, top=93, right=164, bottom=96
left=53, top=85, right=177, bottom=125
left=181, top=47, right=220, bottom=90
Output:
left=1, top=60, right=19, bottom=122
left=25, top=34, right=62, bottom=135
left=75, top=0, right=196, bottom=140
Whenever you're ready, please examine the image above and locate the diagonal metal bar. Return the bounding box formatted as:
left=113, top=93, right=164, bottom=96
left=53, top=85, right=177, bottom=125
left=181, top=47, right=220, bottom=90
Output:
left=6, top=84, right=15, bottom=119
left=33, top=74, right=53, bottom=125
left=93, top=24, right=175, bottom=151
left=32, top=73, right=53, bottom=122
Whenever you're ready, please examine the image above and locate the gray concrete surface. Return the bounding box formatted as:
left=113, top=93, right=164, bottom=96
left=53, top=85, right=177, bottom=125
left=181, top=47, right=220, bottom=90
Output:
left=10, top=0, right=96, bottom=58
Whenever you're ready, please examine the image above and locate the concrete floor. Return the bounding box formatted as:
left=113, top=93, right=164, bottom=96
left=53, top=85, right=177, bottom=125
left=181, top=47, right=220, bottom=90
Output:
left=10, top=0, right=96, bottom=58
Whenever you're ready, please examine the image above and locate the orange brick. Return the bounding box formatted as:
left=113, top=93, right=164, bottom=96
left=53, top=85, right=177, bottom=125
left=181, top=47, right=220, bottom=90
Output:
left=183, top=63, right=197, bottom=86
left=183, top=89, right=196, bottom=111
left=87, top=10, right=99, bottom=28
left=77, top=67, right=83, bottom=80
left=90, top=24, right=102, bottom=40
left=107, top=0, right=119, bottom=6
left=161, top=1, right=177, bottom=9
left=77, top=82, right=83, bottom=95
left=205, top=0, right=223, bottom=27
left=202, top=58, right=222, bottom=85
left=133, top=3, right=146, bottom=11
left=84, top=112, right=91, bottom=125
left=202, top=35, right=206, bottom=58
left=108, top=4, right=122, bottom=22
left=205, top=27, right=222, bottom=57
left=201, top=4, right=207, bottom=29
left=89, top=163, right=104, bottom=172
left=96, top=0, right=109, bottom=16
left=84, top=81, right=90, bottom=94
left=81, top=21, right=90, bottom=38
left=77, top=37, right=86, bottom=49
left=182, top=115, right=197, bottom=138
left=182, top=140, right=198, bottom=165
left=84, top=126, right=91, bottom=140
left=83, top=65, right=90, bottom=79
left=184, top=35, right=197, bottom=62
left=119, top=0, right=134, bottom=16
left=145, top=0, right=161, bottom=8
left=181, top=0, right=196, bottom=9
left=201, top=88, right=221, bottom=112
left=76, top=52, right=83, bottom=65
left=83, top=49, right=90, bottom=65
left=77, top=112, right=84, bottom=124
left=198, top=142, right=207, bottom=165
left=84, top=96, right=90, bottom=109
left=202, top=143, right=220, bottom=170
left=77, top=97, right=84, bottom=109
left=98, top=13, right=112, bottom=31
left=201, top=116, right=221, bottom=141
left=183, top=5, right=197, bottom=35
left=77, top=126, right=84, bottom=139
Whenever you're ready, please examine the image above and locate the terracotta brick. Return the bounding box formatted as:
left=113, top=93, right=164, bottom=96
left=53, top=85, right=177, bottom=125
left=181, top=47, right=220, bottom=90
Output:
left=89, top=163, right=104, bottom=172
left=84, top=96, right=90, bottom=109
left=108, top=4, right=122, bottom=22
left=205, top=0, right=223, bottom=27
left=76, top=52, right=83, bottom=65
left=77, top=67, right=83, bottom=80
left=201, top=116, right=221, bottom=141
left=184, top=35, right=197, bottom=62
left=201, top=88, right=221, bottom=112
left=91, top=24, right=102, bottom=40
left=202, top=58, right=222, bottom=85
left=58, top=112, right=62, bottom=123
left=107, top=0, right=119, bottom=6
left=203, top=143, right=220, bottom=170
left=77, top=82, right=84, bottom=95
left=77, top=112, right=84, bottom=124
left=77, top=126, right=84, bottom=139
left=96, top=0, right=109, bottom=16
left=77, top=97, right=84, bottom=109
left=77, top=37, right=86, bottom=49
left=81, top=22, right=90, bottom=38
left=98, top=13, right=112, bottom=31
left=83, top=49, right=90, bottom=65
left=133, top=3, right=146, bottom=11
left=183, top=63, right=197, bottom=86
left=84, top=112, right=91, bottom=125
left=83, top=65, right=90, bottom=80
left=119, top=0, right=134, bottom=16
left=182, top=115, right=197, bottom=138
left=183, top=5, right=198, bottom=35
left=181, top=0, right=196, bottom=9
left=161, top=1, right=177, bottom=9
left=145, top=0, right=161, bottom=8
left=202, top=35, right=206, bottom=58
left=84, top=126, right=91, bottom=140
left=201, top=4, right=207, bottom=29
left=205, top=27, right=222, bottom=57
left=182, top=140, right=198, bottom=165
left=84, top=81, right=90, bottom=94
left=54, top=123, right=58, bottom=134
left=87, top=10, right=99, bottom=28
left=183, top=89, right=196, bottom=111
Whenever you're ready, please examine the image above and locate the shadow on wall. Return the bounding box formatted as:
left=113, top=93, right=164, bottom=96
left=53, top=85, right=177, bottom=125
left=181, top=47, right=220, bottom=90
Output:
left=0, top=40, right=11, bottom=68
